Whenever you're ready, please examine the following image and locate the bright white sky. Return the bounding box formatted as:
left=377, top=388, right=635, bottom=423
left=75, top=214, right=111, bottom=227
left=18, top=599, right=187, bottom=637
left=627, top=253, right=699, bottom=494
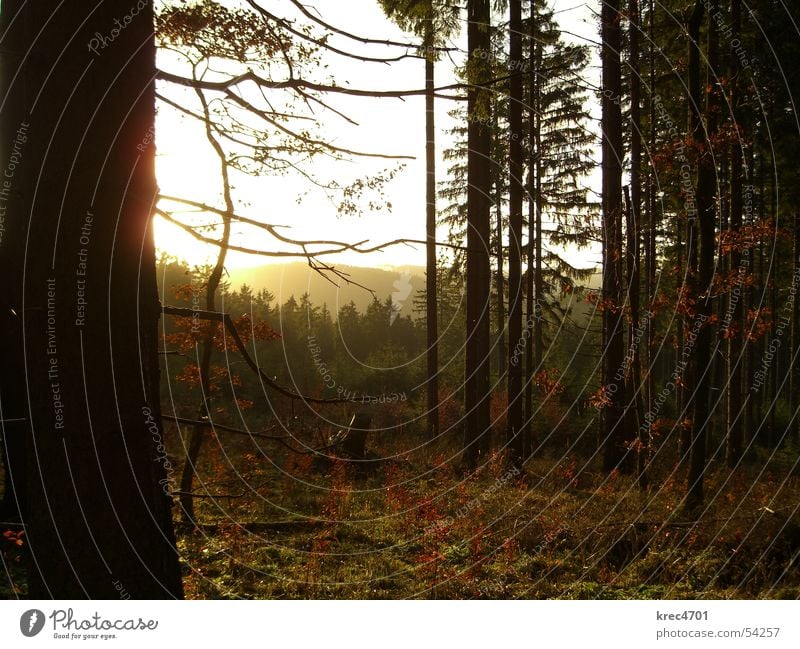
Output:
left=153, top=0, right=599, bottom=271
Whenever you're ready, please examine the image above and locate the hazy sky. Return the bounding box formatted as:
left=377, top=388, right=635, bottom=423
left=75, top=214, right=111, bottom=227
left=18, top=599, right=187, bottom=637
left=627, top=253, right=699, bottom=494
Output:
left=154, top=0, right=599, bottom=272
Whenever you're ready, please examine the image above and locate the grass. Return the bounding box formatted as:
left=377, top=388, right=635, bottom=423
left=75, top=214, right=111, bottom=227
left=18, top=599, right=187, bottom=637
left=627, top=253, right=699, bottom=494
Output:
left=3, top=432, right=799, bottom=599
left=169, top=436, right=800, bottom=600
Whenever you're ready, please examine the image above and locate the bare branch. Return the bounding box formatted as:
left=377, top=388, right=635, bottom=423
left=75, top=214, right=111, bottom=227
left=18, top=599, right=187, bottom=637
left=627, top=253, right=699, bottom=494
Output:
left=244, top=0, right=420, bottom=64
left=156, top=69, right=465, bottom=101
left=285, top=0, right=457, bottom=52
left=155, top=205, right=467, bottom=257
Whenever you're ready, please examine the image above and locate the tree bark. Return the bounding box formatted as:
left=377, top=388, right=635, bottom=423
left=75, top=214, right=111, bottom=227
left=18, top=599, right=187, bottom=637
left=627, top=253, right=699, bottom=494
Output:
left=3, top=0, right=183, bottom=597
left=463, top=0, right=492, bottom=470
left=601, top=0, right=632, bottom=473
left=726, top=0, right=745, bottom=467
left=506, top=0, right=524, bottom=466
left=424, top=16, right=440, bottom=441
left=645, top=0, right=658, bottom=482
left=0, top=2, right=29, bottom=522
left=627, top=0, right=647, bottom=489
left=523, top=0, right=537, bottom=458
left=792, top=208, right=800, bottom=443
left=687, top=0, right=719, bottom=509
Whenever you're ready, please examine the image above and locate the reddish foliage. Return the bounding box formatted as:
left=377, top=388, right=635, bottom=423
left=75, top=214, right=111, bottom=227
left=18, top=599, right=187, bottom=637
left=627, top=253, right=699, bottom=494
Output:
left=2, top=530, right=24, bottom=547
left=746, top=307, right=773, bottom=340
left=534, top=368, right=565, bottom=397
left=587, top=385, right=612, bottom=410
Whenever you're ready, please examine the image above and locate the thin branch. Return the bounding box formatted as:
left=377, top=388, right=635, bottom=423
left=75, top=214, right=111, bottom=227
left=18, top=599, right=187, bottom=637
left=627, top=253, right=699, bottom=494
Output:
left=245, top=0, right=421, bottom=64
left=219, top=89, right=416, bottom=160
left=154, top=206, right=459, bottom=259
left=156, top=69, right=465, bottom=101
left=286, top=0, right=457, bottom=52
left=157, top=194, right=471, bottom=252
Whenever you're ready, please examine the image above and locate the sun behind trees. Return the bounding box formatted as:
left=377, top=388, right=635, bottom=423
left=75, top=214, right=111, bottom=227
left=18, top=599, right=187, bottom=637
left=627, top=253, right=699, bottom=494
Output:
left=1, top=0, right=800, bottom=601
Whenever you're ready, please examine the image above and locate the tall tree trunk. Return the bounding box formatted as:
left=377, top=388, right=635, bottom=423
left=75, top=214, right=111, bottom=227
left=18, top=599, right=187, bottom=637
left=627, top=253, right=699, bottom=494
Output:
left=463, top=0, right=492, bottom=470
left=601, top=0, right=632, bottom=473
left=625, top=186, right=646, bottom=487
left=424, top=18, right=440, bottom=441
left=791, top=208, right=800, bottom=443
left=533, top=31, right=545, bottom=448
left=523, top=4, right=541, bottom=459
left=0, top=4, right=28, bottom=521
left=676, top=213, right=687, bottom=440
left=645, top=0, right=658, bottom=478
left=506, top=0, right=524, bottom=466
left=627, top=0, right=647, bottom=489
left=523, top=10, right=536, bottom=454
left=726, top=0, right=745, bottom=466
left=687, top=0, right=719, bottom=509
left=4, top=0, right=183, bottom=597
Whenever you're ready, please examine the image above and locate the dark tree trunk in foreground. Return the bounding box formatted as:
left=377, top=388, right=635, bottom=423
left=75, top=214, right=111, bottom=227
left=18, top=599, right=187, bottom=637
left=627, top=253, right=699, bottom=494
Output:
left=0, top=300, right=25, bottom=520
left=463, top=0, right=492, bottom=470
left=601, top=0, right=632, bottom=473
left=0, top=2, right=29, bottom=522
left=2, top=0, right=183, bottom=597
left=506, top=0, right=524, bottom=466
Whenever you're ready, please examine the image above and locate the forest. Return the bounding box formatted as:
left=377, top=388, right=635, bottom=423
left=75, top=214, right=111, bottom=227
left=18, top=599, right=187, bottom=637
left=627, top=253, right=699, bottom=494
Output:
left=1, top=0, right=799, bottom=600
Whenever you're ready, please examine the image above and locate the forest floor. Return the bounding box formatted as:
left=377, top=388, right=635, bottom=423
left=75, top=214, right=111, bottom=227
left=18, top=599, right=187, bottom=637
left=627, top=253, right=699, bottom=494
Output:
left=169, top=440, right=800, bottom=600
left=3, top=441, right=799, bottom=599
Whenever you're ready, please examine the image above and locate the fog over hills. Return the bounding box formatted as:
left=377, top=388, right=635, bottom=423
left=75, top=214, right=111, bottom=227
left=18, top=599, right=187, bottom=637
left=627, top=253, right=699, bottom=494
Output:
left=227, top=262, right=426, bottom=317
